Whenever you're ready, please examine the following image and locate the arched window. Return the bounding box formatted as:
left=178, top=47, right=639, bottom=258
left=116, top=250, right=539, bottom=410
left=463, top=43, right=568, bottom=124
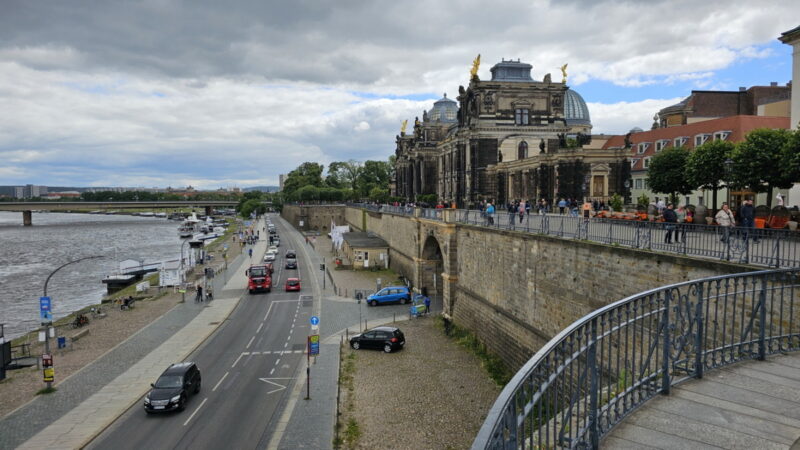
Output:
left=518, top=141, right=528, bottom=160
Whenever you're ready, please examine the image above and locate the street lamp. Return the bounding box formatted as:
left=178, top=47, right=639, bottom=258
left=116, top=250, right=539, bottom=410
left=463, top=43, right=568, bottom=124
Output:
left=41, top=255, right=104, bottom=389
left=724, top=158, right=734, bottom=211
left=180, top=239, right=191, bottom=302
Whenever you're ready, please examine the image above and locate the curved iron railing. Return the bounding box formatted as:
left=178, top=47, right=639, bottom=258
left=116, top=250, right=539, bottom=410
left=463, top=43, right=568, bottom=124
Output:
left=472, top=268, right=800, bottom=449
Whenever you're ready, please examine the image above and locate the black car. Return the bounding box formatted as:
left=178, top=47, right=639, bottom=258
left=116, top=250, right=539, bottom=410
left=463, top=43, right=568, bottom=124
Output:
left=350, top=326, right=405, bottom=353
left=285, top=258, right=297, bottom=269
left=285, top=250, right=296, bottom=258
left=144, top=362, right=201, bottom=413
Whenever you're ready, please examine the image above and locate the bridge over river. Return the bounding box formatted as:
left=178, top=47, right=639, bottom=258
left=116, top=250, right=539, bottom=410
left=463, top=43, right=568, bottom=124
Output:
left=0, top=201, right=238, bottom=225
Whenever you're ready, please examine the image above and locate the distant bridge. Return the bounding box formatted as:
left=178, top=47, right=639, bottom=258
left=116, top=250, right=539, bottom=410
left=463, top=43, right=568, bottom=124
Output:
left=0, top=201, right=238, bottom=225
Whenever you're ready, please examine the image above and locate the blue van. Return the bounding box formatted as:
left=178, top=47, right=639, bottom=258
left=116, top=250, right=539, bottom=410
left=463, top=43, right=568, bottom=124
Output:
left=366, top=286, right=411, bottom=306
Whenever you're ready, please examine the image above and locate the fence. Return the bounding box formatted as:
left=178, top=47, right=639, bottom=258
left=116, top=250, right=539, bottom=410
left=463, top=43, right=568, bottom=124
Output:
left=472, top=268, right=800, bottom=449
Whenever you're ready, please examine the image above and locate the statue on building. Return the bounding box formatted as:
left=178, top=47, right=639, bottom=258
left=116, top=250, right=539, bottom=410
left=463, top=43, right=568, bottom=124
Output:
left=414, top=116, right=421, bottom=138
left=576, top=132, right=592, bottom=146
left=624, top=132, right=632, bottom=149
left=558, top=133, right=567, bottom=148
left=560, top=63, right=568, bottom=83
left=539, top=138, right=546, bottom=153
left=470, top=54, right=481, bottom=81
left=400, top=119, right=408, bottom=134
left=483, top=91, right=495, bottom=112
left=543, top=73, right=551, bottom=83
left=551, top=94, right=562, bottom=108
left=422, top=110, right=428, bottom=122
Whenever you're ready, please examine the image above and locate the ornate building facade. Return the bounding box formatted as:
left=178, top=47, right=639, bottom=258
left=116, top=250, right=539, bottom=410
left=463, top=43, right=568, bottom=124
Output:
left=394, top=58, right=630, bottom=207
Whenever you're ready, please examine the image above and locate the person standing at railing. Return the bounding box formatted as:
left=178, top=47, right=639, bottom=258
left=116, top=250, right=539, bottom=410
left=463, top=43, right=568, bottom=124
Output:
left=507, top=202, right=516, bottom=225
left=675, top=205, right=687, bottom=243
left=739, top=199, right=757, bottom=243
left=558, top=198, right=566, bottom=215
left=518, top=201, right=525, bottom=223
left=582, top=200, right=592, bottom=220
left=662, top=203, right=678, bottom=244
left=715, top=203, right=735, bottom=243
left=485, top=202, right=495, bottom=225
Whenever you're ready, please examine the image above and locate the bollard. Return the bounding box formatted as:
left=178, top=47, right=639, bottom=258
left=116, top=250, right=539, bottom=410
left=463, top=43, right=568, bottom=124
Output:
left=393, top=312, right=396, bottom=323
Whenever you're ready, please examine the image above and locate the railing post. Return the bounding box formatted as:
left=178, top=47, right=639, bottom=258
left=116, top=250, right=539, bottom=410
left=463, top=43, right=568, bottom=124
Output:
left=694, top=283, right=705, bottom=379
left=758, top=275, right=768, bottom=360
left=661, top=291, right=671, bottom=395
left=588, top=318, right=600, bottom=449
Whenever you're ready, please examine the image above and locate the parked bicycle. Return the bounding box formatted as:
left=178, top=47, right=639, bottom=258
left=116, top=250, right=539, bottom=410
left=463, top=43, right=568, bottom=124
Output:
left=72, top=313, right=89, bottom=328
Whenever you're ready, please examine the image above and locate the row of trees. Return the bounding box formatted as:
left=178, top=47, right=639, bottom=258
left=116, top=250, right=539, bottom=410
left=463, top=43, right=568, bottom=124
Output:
left=281, top=158, right=394, bottom=203
left=646, top=128, right=800, bottom=209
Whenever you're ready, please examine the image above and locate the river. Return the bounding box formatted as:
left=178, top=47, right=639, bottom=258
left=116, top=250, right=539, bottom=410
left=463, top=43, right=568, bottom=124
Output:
left=0, top=212, right=185, bottom=340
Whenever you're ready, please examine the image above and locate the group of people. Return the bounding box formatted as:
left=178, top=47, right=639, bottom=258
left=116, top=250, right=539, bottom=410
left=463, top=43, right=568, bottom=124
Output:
left=659, top=199, right=761, bottom=244
left=659, top=203, right=694, bottom=244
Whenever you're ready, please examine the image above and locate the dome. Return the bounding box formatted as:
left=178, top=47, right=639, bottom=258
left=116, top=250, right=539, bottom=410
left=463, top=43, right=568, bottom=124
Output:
left=427, top=93, right=458, bottom=123
left=629, top=127, right=644, bottom=133
left=564, top=89, right=591, bottom=127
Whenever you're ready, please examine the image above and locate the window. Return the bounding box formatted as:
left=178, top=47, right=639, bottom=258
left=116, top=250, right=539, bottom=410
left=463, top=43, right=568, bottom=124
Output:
left=635, top=179, right=643, bottom=189
left=643, top=179, right=649, bottom=189
left=517, top=141, right=528, bottom=159
left=655, top=139, right=669, bottom=152
left=713, top=130, right=731, bottom=141
left=643, top=157, right=652, bottom=169
left=637, top=142, right=650, bottom=154
left=673, top=136, right=688, bottom=147
left=515, top=109, right=529, bottom=125
left=694, top=134, right=711, bottom=146
left=630, top=159, right=639, bottom=168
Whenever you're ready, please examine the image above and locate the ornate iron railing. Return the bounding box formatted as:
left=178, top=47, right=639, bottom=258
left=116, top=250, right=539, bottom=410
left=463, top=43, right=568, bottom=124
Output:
left=472, top=268, right=800, bottom=449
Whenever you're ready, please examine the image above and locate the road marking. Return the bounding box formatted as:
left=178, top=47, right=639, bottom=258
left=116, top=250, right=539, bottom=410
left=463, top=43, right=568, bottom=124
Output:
left=212, top=372, right=229, bottom=392
left=284, top=342, right=288, bottom=348
left=263, top=302, right=276, bottom=321
left=183, top=397, right=208, bottom=426
left=286, top=335, right=291, bottom=341
left=231, top=352, right=245, bottom=368
left=270, top=368, right=275, bottom=375
left=258, top=378, right=290, bottom=394
left=251, top=351, right=261, bottom=355
left=246, top=336, right=255, bottom=349
left=275, top=358, right=280, bottom=365
left=256, top=322, right=264, bottom=333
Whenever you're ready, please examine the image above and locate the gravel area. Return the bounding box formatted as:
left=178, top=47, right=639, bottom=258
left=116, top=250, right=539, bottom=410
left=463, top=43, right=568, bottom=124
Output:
left=338, top=316, right=501, bottom=450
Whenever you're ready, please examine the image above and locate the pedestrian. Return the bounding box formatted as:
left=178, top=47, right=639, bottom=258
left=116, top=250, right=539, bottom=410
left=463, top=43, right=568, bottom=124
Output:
left=558, top=198, right=566, bottom=215
left=715, top=203, right=735, bottom=243
left=195, top=284, right=203, bottom=303
left=518, top=201, right=525, bottom=223
left=507, top=202, right=516, bottom=225
left=485, top=201, right=495, bottom=225
left=675, top=205, right=687, bottom=243
left=662, top=203, right=677, bottom=243
left=248, top=248, right=253, bottom=258
left=739, top=199, right=756, bottom=242
left=582, top=200, right=592, bottom=219
left=424, top=295, right=431, bottom=315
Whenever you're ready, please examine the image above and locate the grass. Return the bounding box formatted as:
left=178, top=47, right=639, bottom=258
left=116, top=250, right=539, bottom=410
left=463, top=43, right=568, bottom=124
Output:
left=35, top=386, right=57, bottom=395
left=335, top=349, right=360, bottom=449
left=435, top=316, right=513, bottom=386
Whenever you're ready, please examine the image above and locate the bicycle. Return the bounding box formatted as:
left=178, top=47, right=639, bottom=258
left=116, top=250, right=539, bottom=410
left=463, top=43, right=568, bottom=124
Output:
left=72, top=313, right=89, bottom=328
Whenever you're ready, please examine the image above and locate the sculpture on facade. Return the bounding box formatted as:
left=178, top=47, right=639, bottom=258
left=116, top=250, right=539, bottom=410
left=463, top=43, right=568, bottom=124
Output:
left=539, top=139, right=546, bottom=153
left=470, top=54, right=481, bottom=81
left=560, top=63, right=568, bottom=83
left=624, top=132, right=632, bottom=149
left=558, top=133, right=567, bottom=147
left=400, top=119, right=408, bottom=134
left=543, top=73, right=551, bottom=83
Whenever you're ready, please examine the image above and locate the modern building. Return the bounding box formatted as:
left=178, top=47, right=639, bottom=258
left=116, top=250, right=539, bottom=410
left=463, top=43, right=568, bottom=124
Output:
left=393, top=58, right=630, bottom=207
left=780, top=24, right=800, bottom=206
left=14, top=184, right=48, bottom=199
left=279, top=174, right=286, bottom=190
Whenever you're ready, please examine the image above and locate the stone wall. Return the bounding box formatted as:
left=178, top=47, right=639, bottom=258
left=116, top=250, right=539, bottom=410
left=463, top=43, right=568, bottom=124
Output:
left=282, top=205, right=346, bottom=233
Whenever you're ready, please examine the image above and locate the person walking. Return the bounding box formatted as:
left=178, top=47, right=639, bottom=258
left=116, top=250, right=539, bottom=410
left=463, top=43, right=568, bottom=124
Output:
left=248, top=248, right=253, bottom=259
left=662, top=203, right=678, bottom=244
left=485, top=201, right=495, bottom=225
left=558, top=198, right=566, bottom=215
left=715, top=203, right=735, bottom=243
left=424, top=295, right=431, bottom=315
left=582, top=200, right=592, bottom=220
left=518, top=201, right=525, bottom=223
left=675, top=205, right=687, bottom=243
left=195, top=284, right=203, bottom=303
left=739, top=198, right=756, bottom=242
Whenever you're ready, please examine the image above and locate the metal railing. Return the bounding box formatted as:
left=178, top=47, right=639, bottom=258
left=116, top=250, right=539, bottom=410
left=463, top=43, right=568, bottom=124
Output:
left=472, top=268, right=800, bottom=449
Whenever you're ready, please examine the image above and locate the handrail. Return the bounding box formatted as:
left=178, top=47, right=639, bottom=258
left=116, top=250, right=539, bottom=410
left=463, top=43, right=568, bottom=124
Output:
left=472, top=268, right=800, bottom=449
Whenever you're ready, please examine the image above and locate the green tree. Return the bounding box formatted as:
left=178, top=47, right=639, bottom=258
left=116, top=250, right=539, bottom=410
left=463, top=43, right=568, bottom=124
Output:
left=326, top=160, right=362, bottom=190
left=646, top=146, right=693, bottom=205
left=283, top=162, right=325, bottom=198
left=731, top=128, right=792, bottom=208
left=355, top=160, right=392, bottom=198
left=239, top=198, right=266, bottom=218
left=685, top=140, right=733, bottom=212
left=368, top=187, right=389, bottom=203
left=783, top=129, right=800, bottom=185
left=295, top=185, right=321, bottom=202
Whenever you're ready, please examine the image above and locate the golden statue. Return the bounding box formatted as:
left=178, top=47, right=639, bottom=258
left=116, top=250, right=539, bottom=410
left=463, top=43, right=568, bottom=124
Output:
left=560, top=63, right=568, bottom=83
left=400, top=119, right=408, bottom=134
left=470, top=54, right=481, bottom=80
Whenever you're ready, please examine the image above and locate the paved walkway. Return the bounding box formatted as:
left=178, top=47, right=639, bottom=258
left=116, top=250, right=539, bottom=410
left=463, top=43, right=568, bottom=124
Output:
left=3, top=219, right=267, bottom=450
left=605, top=352, right=800, bottom=449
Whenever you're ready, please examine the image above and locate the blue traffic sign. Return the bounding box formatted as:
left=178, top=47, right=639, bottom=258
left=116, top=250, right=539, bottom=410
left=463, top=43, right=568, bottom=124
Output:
left=308, top=334, right=320, bottom=355
left=40, top=296, right=52, bottom=322
left=310, top=316, right=319, bottom=326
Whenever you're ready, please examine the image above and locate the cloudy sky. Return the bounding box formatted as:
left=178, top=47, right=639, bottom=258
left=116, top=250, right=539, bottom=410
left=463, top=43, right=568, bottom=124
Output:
left=0, top=0, right=796, bottom=189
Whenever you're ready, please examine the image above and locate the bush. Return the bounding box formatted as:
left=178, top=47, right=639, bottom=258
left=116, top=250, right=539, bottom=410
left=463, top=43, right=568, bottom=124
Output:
left=609, top=193, right=623, bottom=212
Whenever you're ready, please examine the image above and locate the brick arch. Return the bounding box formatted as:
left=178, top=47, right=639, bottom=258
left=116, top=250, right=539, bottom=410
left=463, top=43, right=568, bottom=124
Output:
left=417, top=221, right=458, bottom=316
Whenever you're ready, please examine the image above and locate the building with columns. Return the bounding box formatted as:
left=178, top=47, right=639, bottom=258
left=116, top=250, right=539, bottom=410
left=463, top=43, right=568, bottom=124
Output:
left=393, top=58, right=630, bottom=207
left=780, top=25, right=800, bottom=206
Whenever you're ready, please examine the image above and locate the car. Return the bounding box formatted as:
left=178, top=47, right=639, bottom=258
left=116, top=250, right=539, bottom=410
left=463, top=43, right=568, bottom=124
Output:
left=273, top=238, right=280, bottom=247
left=285, top=277, right=301, bottom=291
left=349, top=326, right=405, bottom=353
left=268, top=245, right=278, bottom=254
left=366, top=286, right=411, bottom=306
left=285, top=249, right=296, bottom=259
left=264, top=252, right=276, bottom=262
left=285, top=258, right=297, bottom=269
left=269, top=228, right=276, bottom=235
left=143, top=362, right=202, bottom=413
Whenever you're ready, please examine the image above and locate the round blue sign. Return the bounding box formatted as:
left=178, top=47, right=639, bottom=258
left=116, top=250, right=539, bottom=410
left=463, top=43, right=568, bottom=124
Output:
left=310, top=316, right=319, bottom=326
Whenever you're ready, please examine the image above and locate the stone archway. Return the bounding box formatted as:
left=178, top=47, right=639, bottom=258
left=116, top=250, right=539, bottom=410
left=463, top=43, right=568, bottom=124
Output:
left=420, top=235, right=444, bottom=311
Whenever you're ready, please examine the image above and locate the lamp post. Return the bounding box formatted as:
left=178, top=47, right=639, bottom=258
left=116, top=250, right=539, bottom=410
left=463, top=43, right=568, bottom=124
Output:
left=179, top=239, right=191, bottom=303
left=724, top=158, right=734, bottom=211
left=41, top=255, right=104, bottom=389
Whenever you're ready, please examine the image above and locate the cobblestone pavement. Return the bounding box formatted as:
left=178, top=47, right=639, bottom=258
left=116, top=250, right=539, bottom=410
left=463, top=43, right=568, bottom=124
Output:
left=0, top=225, right=256, bottom=450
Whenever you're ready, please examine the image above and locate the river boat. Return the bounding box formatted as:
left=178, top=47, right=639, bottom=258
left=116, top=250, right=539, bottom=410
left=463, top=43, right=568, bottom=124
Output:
left=155, top=212, right=167, bottom=218
left=178, top=213, right=200, bottom=237
left=140, top=212, right=155, bottom=217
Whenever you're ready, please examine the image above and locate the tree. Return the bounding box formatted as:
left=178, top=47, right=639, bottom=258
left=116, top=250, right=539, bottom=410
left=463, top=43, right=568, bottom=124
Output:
left=239, top=198, right=266, bottom=218
left=282, top=162, right=325, bottom=198
left=295, top=185, right=321, bottom=202
left=731, top=128, right=792, bottom=208
left=355, top=160, right=392, bottom=198
left=685, top=140, right=733, bottom=213
left=783, top=129, right=800, bottom=185
left=646, top=146, right=693, bottom=204
left=326, top=160, right=362, bottom=190
left=368, top=187, right=389, bottom=203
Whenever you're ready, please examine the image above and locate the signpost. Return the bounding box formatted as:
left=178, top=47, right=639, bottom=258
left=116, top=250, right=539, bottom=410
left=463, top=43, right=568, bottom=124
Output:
left=42, top=353, right=54, bottom=383
left=39, top=296, right=52, bottom=322
left=306, top=316, right=320, bottom=400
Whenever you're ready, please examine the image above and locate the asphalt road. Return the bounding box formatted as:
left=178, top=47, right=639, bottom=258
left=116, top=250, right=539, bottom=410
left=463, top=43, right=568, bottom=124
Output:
left=88, top=214, right=314, bottom=450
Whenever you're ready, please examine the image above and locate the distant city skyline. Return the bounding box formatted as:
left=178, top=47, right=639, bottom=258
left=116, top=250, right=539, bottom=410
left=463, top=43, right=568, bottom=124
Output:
left=0, top=1, right=796, bottom=189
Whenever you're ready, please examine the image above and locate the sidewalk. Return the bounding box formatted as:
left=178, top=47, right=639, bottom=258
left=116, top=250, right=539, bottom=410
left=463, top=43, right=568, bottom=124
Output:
left=5, top=218, right=267, bottom=450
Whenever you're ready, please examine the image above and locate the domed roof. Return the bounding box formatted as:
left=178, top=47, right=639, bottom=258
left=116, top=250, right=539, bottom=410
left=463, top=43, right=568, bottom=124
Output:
left=427, top=93, right=458, bottom=123
left=564, top=89, right=591, bottom=127
left=629, top=126, right=644, bottom=133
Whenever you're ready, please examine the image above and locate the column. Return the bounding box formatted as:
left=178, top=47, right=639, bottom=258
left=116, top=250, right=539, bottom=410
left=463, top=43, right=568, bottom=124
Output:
left=22, top=210, right=32, bottom=226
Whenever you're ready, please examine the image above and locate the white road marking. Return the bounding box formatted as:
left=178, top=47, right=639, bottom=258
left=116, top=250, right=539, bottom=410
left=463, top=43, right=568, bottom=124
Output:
left=212, top=372, right=229, bottom=392
left=256, top=322, right=264, bottom=333
left=270, top=368, right=275, bottom=375
left=263, top=302, right=276, bottom=322
left=275, top=358, right=280, bottom=365
left=251, top=351, right=260, bottom=355
left=286, top=336, right=290, bottom=341
left=183, top=397, right=208, bottom=426
left=246, top=336, right=255, bottom=349
left=258, top=377, right=291, bottom=394
left=284, top=342, right=288, bottom=348
left=231, top=352, right=245, bottom=368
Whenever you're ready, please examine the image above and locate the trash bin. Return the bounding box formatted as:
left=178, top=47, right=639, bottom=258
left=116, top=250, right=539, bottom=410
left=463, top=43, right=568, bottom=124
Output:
left=57, top=337, right=67, bottom=349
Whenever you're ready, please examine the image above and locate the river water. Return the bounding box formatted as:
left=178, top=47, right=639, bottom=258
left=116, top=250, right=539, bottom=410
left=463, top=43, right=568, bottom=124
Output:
left=0, top=212, right=184, bottom=340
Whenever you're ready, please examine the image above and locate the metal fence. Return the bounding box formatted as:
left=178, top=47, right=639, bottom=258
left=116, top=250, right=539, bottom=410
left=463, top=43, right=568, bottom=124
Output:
left=472, top=268, right=800, bottom=449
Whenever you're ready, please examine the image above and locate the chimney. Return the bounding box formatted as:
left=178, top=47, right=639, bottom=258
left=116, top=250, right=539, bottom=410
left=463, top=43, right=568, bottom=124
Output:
left=770, top=81, right=778, bottom=87
left=738, top=87, right=746, bottom=92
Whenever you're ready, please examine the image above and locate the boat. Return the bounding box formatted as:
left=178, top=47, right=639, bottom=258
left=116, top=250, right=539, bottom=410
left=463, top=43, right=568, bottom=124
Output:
left=178, top=213, right=200, bottom=237
left=155, top=212, right=167, bottom=218
left=140, top=212, right=155, bottom=217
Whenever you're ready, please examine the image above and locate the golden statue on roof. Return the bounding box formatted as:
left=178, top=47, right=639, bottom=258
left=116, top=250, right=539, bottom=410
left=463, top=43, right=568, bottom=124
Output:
left=400, top=119, right=408, bottom=134
left=470, top=54, right=481, bottom=80
left=560, top=63, right=568, bottom=83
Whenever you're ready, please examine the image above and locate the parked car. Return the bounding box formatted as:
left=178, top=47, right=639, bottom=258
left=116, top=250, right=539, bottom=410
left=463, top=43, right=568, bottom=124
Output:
left=268, top=245, right=278, bottom=254
left=263, top=250, right=277, bottom=262
left=285, top=249, right=296, bottom=259
left=349, top=326, right=405, bottom=353
left=144, top=362, right=201, bottom=413
left=366, top=286, right=411, bottom=306
left=285, top=277, right=301, bottom=291
left=285, top=258, right=297, bottom=269
left=273, top=238, right=280, bottom=247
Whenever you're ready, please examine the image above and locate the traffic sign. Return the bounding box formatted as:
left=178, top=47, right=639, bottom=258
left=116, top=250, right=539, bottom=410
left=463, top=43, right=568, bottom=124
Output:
left=308, top=334, right=320, bottom=355
left=39, top=296, right=52, bottom=322
left=310, top=316, right=319, bottom=326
